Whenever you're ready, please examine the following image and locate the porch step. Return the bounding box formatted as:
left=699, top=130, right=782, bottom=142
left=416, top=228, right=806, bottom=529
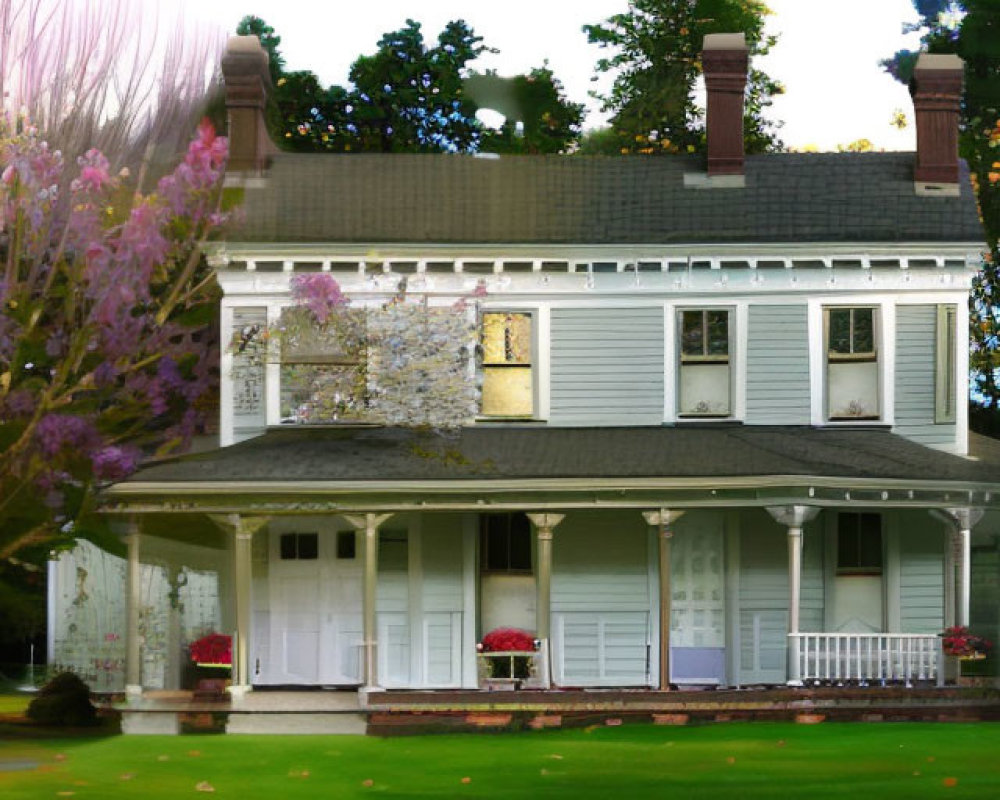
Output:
left=366, top=687, right=1000, bottom=735
left=226, top=712, right=367, bottom=734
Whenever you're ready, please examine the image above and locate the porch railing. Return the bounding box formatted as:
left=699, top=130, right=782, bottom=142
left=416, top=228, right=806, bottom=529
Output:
left=789, top=633, right=942, bottom=684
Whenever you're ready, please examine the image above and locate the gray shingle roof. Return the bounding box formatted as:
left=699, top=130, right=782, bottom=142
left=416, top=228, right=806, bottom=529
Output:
left=230, top=152, right=984, bottom=245
left=121, top=426, right=1000, bottom=485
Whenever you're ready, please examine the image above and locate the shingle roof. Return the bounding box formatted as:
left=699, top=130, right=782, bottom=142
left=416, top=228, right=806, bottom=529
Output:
left=230, top=152, right=984, bottom=245
left=121, top=426, right=1000, bottom=485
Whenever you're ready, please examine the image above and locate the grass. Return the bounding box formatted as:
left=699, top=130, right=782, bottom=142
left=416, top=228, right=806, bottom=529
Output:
left=0, top=694, right=31, bottom=716
left=0, top=722, right=998, bottom=798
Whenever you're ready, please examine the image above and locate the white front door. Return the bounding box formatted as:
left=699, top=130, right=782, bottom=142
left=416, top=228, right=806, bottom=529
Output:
left=265, top=527, right=362, bottom=685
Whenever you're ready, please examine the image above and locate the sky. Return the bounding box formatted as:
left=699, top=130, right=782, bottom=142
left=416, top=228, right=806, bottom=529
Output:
left=175, top=0, right=926, bottom=151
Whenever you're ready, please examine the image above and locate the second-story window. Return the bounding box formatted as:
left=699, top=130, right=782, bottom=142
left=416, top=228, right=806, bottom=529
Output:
left=279, top=309, right=366, bottom=424
left=826, top=307, right=879, bottom=420
left=480, top=312, right=534, bottom=417
left=678, top=308, right=731, bottom=417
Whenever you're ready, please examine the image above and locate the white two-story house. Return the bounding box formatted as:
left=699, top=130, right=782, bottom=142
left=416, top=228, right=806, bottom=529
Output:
left=53, top=35, right=999, bottom=701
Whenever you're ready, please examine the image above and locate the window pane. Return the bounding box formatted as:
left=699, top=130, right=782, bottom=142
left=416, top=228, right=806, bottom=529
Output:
left=859, top=514, right=882, bottom=569
left=829, top=309, right=851, bottom=353
left=297, top=533, right=318, bottom=560
left=681, top=311, right=704, bottom=356
left=280, top=364, right=365, bottom=423
left=280, top=534, right=297, bottom=560
left=484, top=515, right=510, bottom=571
left=706, top=310, right=729, bottom=356
left=482, top=313, right=531, bottom=365
left=852, top=308, right=874, bottom=354
left=508, top=514, right=532, bottom=571
left=336, top=531, right=356, bottom=560
left=837, top=516, right=860, bottom=569
left=481, top=366, right=533, bottom=416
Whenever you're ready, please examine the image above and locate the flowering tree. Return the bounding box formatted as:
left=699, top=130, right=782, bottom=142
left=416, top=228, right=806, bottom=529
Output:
left=0, top=119, right=230, bottom=562
left=237, top=274, right=482, bottom=429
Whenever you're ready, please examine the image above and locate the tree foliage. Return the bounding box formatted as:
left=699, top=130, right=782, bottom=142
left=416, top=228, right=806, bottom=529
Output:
left=237, top=16, right=584, bottom=155
left=584, top=0, right=783, bottom=155
left=0, top=120, right=230, bottom=563
left=883, top=2, right=1000, bottom=407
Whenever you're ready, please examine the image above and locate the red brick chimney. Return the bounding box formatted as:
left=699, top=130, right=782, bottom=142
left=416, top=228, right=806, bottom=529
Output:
left=220, top=36, right=277, bottom=173
left=909, top=53, right=964, bottom=189
left=702, top=33, right=749, bottom=176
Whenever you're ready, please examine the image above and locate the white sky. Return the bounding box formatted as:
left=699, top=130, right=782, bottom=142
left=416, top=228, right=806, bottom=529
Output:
left=173, top=0, right=925, bottom=151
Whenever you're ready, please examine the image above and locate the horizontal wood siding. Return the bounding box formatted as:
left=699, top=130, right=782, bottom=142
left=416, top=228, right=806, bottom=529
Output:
left=549, top=308, right=663, bottom=426
left=899, top=514, right=945, bottom=633
left=552, top=512, right=650, bottom=685
left=895, top=305, right=955, bottom=446
left=422, top=519, right=463, bottom=613
left=746, top=304, right=810, bottom=424
left=739, top=512, right=788, bottom=683
left=800, top=522, right=825, bottom=633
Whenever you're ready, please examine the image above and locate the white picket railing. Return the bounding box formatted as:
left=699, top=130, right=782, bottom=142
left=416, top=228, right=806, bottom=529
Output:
left=789, top=633, right=942, bottom=684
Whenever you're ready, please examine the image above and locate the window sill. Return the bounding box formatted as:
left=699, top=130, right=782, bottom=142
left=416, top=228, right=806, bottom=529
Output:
left=475, top=417, right=546, bottom=424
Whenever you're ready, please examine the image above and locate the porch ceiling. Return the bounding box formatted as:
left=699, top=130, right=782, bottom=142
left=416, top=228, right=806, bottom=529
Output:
left=103, top=426, right=1000, bottom=513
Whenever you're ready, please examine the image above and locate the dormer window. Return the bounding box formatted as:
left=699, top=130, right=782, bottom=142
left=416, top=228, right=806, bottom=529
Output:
left=825, top=307, right=879, bottom=421
left=480, top=311, right=534, bottom=418
left=678, top=308, right=732, bottom=417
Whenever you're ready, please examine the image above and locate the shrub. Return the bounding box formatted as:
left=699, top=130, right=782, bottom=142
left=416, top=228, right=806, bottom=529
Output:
left=25, top=672, right=97, bottom=727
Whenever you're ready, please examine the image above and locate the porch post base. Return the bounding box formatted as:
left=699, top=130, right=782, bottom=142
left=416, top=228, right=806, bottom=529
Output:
left=786, top=679, right=804, bottom=687
left=125, top=684, right=143, bottom=700
left=226, top=684, right=253, bottom=700
left=357, top=686, right=385, bottom=708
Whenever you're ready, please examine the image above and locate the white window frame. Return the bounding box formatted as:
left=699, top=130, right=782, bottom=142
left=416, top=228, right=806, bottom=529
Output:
left=476, top=305, right=548, bottom=421
left=810, top=299, right=894, bottom=427
left=666, top=303, right=744, bottom=423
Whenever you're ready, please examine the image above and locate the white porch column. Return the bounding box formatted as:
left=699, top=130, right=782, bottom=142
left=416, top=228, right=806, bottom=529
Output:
left=526, top=513, right=564, bottom=687
left=343, top=513, right=393, bottom=689
left=124, top=518, right=143, bottom=697
left=210, top=514, right=269, bottom=695
left=642, top=509, right=685, bottom=690
left=767, top=505, right=819, bottom=686
left=936, top=508, right=984, bottom=628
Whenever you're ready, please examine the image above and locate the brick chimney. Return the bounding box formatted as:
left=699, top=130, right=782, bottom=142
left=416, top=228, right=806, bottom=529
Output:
left=909, top=53, right=964, bottom=191
left=702, top=33, right=749, bottom=176
left=220, top=35, right=276, bottom=173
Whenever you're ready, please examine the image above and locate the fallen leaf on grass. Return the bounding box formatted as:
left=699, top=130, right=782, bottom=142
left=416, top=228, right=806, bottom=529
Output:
left=157, top=755, right=170, bottom=762
left=942, top=777, right=959, bottom=788
left=540, top=768, right=549, bottom=776
left=288, top=769, right=310, bottom=778
left=362, top=779, right=374, bottom=787
left=54, top=754, right=67, bottom=762
left=913, top=771, right=921, bottom=777
left=776, top=740, right=786, bottom=747
left=927, top=756, right=936, bottom=763
left=460, top=777, right=471, bottom=784
left=187, top=751, right=201, bottom=758
left=120, top=774, right=135, bottom=781
left=726, top=757, right=736, bottom=765
left=195, top=781, right=215, bottom=792
left=56, top=793, right=74, bottom=797
left=548, top=754, right=563, bottom=760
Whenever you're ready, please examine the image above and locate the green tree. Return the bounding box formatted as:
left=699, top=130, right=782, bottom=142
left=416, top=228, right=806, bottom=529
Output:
left=468, top=66, right=585, bottom=154
left=584, top=0, right=783, bottom=155
left=237, top=16, right=493, bottom=153
left=883, top=2, right=1000, bottom=407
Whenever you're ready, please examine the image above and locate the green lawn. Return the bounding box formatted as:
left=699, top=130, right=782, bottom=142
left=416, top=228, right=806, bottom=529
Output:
left=1, top=722, right=998, bottom=798
left=0, top=694, right=31, bottom=716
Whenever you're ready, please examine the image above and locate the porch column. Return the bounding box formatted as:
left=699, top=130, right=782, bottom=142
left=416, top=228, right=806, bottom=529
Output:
left=766, top=505, right=819, bottom=686
left=343, top=513, right=393, bottom=689
left=526, top=513, right=564, bottom=687
left=642, top=509, right=685, bottom=690
left=210, top=514, right=269, bottom=694
left=937, top=508, right=984, bottom=628
left=124, top=518, right=142, bottom=698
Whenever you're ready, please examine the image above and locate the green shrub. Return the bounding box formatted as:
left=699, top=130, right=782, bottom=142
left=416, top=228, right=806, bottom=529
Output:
left=26, top=672, right=97, bottom=727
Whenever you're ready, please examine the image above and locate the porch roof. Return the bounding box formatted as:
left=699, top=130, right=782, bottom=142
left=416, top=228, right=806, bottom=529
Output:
left=104, top=426, right=1000, bottom=513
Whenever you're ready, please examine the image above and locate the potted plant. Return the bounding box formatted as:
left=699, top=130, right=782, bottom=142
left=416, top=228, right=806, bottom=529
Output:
left=941, top=626, right=993, bottom=660
left=187, top=633, right=232, bottom=697
left=477, top=627, right=538, bottom=690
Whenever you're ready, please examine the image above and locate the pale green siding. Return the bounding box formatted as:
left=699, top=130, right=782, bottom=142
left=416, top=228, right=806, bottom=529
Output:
left=738, top=511, right=787, bottom=683
left=895, top=305, right=955, bottom=446
left=549, top=308, right=664, bottom=425
left=899, top=513, right=945, bottom=633
left=800, top=522, right=825, bottom=632
left=552, top=512, right=650, bottom=685
left=745, top=304, right=811, bottom=424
